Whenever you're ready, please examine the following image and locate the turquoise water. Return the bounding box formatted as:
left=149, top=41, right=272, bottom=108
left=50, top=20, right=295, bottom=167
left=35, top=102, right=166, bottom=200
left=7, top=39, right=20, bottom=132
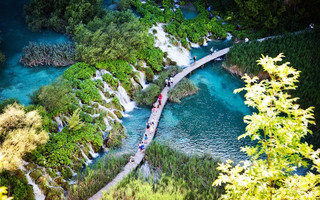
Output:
left=118, top=39, right=255, bottom=163
left=180, top=3, right=198, bottom=19
left=0, top=0, right=69, bottom=104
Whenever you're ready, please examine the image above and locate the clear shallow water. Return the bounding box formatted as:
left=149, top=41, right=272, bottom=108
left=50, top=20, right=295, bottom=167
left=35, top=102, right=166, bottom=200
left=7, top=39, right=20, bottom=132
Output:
left=180, top=3, right=198, bottom=19
left=0, top=0, right=69, bottom=104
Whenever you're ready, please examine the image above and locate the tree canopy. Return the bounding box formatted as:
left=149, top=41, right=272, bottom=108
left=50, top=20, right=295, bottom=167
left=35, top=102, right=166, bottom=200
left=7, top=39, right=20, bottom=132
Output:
left=0, top=103, right=48, bottom=171
left=74, top=11, right=150, bottom=64
left=214, top=54, right=320, bottom=199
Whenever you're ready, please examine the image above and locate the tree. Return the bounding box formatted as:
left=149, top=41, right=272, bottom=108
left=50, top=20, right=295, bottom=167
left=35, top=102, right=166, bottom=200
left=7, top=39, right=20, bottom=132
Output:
left=0, top=103, right=48, bottom=171
left=234, top=0, right=286, bottom=29
left=213, top=54, right=320, bottom=199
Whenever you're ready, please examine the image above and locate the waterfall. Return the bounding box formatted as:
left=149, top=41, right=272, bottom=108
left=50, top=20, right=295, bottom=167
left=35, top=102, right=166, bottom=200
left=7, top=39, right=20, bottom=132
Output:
left=225, top=32, right=233, bottom=41
left=54, top=116, right=63, bottom=132
left=98, top=90, right=112, bottom=103
left=20, top=162, right=45, bottom=200
left=80, top=147, right=92, bottom=165
left=150, top=23, right=190, bottom=67
left=88, top=144, right=99, bottom=158
left=115, top=85, right=135, bottom=112
left=138, top=71, right=148, bottom=89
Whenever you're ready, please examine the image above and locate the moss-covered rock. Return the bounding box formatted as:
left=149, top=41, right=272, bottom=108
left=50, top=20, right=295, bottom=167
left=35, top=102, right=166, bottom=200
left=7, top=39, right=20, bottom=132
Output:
left=46, top=187, right=65, bottom=200
left=113, top=110, right=123, bottom=119
left=29, top=169, right=42, bottom=181
left=37, top=176, right=50, bottom=195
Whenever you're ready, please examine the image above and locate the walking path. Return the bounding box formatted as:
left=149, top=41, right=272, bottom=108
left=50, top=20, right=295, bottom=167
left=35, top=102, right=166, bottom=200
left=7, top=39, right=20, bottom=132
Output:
left=88, top=47, right=230, bottom=200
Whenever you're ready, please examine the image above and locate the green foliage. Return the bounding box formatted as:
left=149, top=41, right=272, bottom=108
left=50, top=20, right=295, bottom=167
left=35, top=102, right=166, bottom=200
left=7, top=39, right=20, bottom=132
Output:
left=214, top=54, right=320, bottom=199
left=134, top=83, right=160, bottom=106
left=68, top=108, right=84, bottom=131
left=144, top=142, right=224, bottom=199
left=96, top=60, right=133, bottom=82
left=117, top=0, right=134, bottom=11
left=24, top=0, right=103, bottom=33
left=168, top=78, right=198, bottom=103
left=103, top=176, right=188, bottom=200
left=134, top=66, right=182, bottom=106
left=33, top=78, right=77, bottom=115
left=74, top=11, right=149, bottom=64
left=144, top=67, right=154, bottom=82
left=135, top=0, right=227, bottom=43
left=102, top=74, right=118, bottom=90
left=226, top=30, right=320, bottom=130
left=0, top=170, right=34, bottom=200
left=67, top=154, right=130, bottom=200
left=77, top=79, right=102, bottom=104
left=107, top=120, right=126, bottom=147
left=30, top=123, right=102, bottom=169
left=63, top=62, right=96, bottom=84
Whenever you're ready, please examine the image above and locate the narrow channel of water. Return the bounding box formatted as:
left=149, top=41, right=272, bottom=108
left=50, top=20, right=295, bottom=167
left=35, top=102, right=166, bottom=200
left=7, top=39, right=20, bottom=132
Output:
left=0, top=0, right=69, bottom=104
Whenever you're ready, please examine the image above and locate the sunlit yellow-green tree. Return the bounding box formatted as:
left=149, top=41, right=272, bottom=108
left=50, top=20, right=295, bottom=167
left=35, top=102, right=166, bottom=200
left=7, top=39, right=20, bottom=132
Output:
left=213, top=54, right=320, bottom=199
left=0, top=103, right=48, bottom=171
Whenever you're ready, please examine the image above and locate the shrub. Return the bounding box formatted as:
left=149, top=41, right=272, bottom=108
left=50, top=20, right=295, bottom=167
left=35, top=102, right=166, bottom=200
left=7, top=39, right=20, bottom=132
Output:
left=168, top=78, right=198, bottom=103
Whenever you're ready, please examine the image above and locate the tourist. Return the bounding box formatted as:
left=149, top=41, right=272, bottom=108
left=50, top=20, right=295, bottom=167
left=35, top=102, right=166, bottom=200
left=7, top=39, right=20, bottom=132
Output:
left=152, top=106, right=156, bottom=113
left=193, top=55, right=197, bottom=63
left=210, top=47, right=213, bottom=54
left=165, top=79, right=169, bottom=87
left=158, top=98, right=162, bottom=106
left=139, top=142, right=145, bottom=153
left=158, top=93, right=163, bottom=100
left=168, top=80, right=171, bottom=87
left=146, top=122, right=150, bottom=132
left=169, top=77, right=173, bottom=86
left=130, top=155, right=135, bottom=163
left=144, top=134, right=148, bottom=143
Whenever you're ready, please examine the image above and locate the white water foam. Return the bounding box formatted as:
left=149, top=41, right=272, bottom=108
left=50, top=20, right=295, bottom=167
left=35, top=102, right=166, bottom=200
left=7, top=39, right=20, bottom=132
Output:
left=115, top=85, right=135, bottom=112
left=150, top=23, right=190, bottom=67
left=88, top=144, right=99, bottom=158
left=54, top=116, right=63, bottom=132
left=20, top=162, right=45, bottom=200
left=80, top=147, right=92, bottom=165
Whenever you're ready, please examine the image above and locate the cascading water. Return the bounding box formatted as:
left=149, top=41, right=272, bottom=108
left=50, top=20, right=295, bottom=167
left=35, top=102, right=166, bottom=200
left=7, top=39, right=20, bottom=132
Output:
left=79, top=147, right=92, bottom=165
left=150, top=23, right=190, bottom=67
left=115, top=85, right=135, bottom=112
left=54, top=116, right=63, bottom=132
left=88, top=144, right=99, bottom=158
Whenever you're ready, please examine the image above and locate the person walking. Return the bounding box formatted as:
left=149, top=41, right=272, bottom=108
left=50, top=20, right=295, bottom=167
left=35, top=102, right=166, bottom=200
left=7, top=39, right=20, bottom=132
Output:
left=210, top=47, right=213, bottom=55
left=165, top=79, right=168, bottom=87
left=169, top=77, right=173, bottom=86
left=146, top=122, right=150, bottom=132
left=193, top=55, right=197, bottom=63
left=144, top=134, right=148, bottom=144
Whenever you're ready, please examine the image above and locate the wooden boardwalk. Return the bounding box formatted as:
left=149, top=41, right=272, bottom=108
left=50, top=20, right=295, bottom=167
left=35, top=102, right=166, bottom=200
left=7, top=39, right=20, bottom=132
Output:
left=88, top=47, right=230, bottom=200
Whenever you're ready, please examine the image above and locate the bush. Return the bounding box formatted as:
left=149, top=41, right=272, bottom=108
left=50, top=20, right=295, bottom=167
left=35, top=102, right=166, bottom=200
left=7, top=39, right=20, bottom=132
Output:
left=67, top=154, right=130, bottom=200
left=144, top=67, right=154, bottom=82
left=0, top=170, right=34, bottom=200
left=168, top=78, right=198, bottom=103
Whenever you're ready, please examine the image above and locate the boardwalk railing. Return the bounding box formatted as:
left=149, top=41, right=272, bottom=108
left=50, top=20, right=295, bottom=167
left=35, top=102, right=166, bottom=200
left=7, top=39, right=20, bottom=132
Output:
left=88, top=47, right=230, bottom=200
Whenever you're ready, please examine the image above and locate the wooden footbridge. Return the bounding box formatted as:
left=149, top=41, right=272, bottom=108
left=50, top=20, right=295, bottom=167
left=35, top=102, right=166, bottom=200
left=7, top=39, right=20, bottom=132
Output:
left=88, top=47, right=230, bottom=200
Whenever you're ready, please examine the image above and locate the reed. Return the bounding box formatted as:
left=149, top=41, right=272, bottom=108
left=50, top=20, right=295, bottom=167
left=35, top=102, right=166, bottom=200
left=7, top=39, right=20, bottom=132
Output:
left=20, top=42, right=75, bottom=67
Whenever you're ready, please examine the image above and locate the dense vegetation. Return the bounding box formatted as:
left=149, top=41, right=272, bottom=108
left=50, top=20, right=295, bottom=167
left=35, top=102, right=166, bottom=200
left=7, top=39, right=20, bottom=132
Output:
left=214, top=54, right=320, bottom=199
left=168, top=78, right=198, bottom=103
left=0, top=170, right=34, bottom=200
left=134, top=0, right=228, bottom=44
left=225, top=30, right=320, bottom=132
left=103, top=176, right=189, bottom=200
left=20, top=42, right=75, bottom=67
left=134, top=66, right=182, bottom=106
left=24, top=0, right=104, bottom=34
left=68, top=154, right=130, bottom=200
left=103, top=142, right=224, bottom=199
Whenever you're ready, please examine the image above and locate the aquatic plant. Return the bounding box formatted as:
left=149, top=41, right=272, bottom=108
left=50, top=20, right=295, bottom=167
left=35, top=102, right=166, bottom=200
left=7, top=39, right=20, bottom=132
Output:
left=67, top=154, right=130, bottom=200
left=103, top=176, right=189, bottom=200
left=168, top=78, right=198, bottom=103
left=214, top=54, right=320, bottom=199
left=20, top=42, right=76, bottom=67
left=144, top=142, right=224, bottom=199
